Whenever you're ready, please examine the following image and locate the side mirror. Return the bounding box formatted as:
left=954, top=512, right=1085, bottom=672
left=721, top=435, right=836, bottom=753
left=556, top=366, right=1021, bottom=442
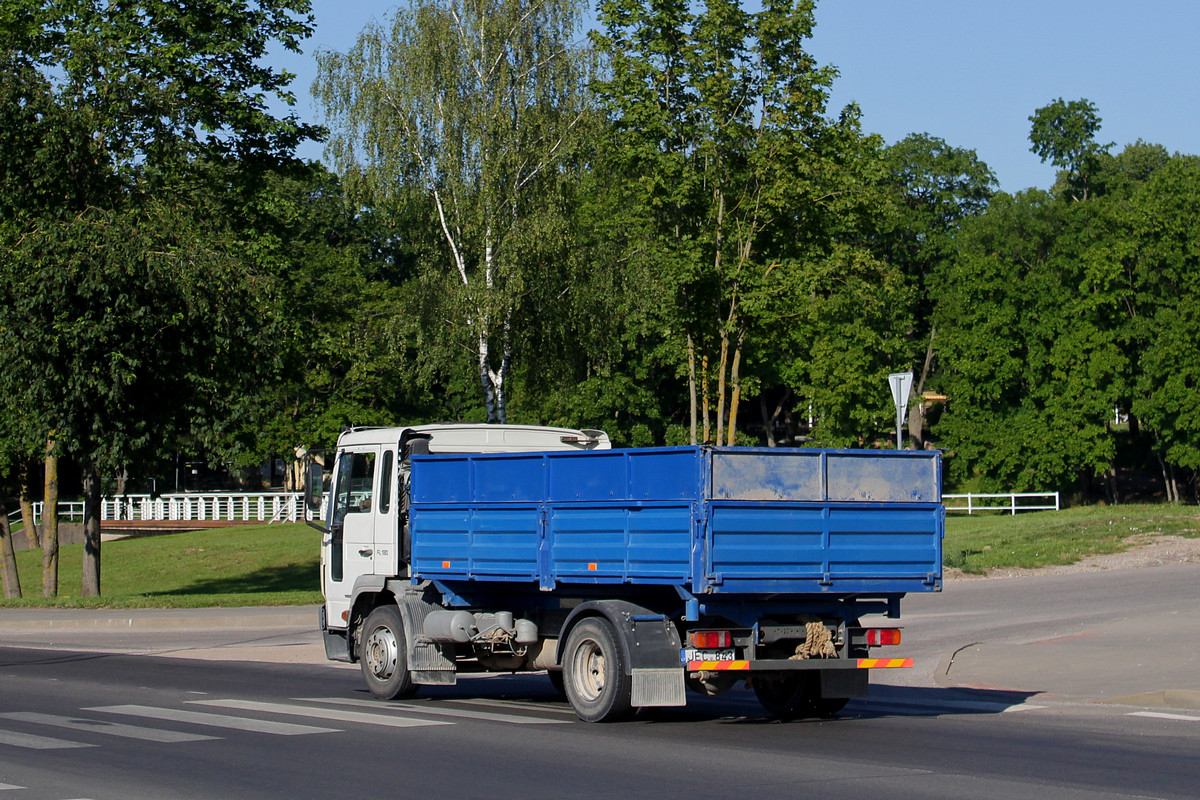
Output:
left=306, top=461, right=324, bottom=512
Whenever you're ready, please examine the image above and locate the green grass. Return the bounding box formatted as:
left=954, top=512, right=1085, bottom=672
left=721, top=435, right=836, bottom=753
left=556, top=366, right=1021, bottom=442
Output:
left=1, top=523, right=323, bottom=608
left=944, top=503, right=1200, bottom=574
left=4, top=505, right=1197, bottom=606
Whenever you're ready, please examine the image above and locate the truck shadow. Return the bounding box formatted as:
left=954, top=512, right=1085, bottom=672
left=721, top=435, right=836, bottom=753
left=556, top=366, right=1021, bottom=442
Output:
left=375, top=674, right=1045, bottom=724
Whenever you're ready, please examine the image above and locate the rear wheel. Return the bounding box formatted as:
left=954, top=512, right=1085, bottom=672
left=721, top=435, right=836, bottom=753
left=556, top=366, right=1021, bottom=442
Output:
left=359, top=605, right=417, bottom=700
left=753, top=673, right=811, bottom=720
left=807, top=696, right=849, bottom=718
left=562, top=618, right=633, bottom=722
left=754, top=673, right=850, bottom=720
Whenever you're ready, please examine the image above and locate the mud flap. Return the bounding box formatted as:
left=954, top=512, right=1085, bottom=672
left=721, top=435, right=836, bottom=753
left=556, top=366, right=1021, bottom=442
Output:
left=397, top=591, right=457, bottom=685
left=819, top=668, right=869, bottom=699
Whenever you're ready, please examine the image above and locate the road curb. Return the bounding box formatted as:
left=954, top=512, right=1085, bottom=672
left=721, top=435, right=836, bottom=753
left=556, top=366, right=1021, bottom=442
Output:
left=0, top=606, right=316, bottom=632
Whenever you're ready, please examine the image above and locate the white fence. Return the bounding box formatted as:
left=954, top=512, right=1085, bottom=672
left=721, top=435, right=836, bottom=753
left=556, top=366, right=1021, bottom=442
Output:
left=12, top=493, right=306, bottom=527
left=943, top=492, right=1060, bottom=515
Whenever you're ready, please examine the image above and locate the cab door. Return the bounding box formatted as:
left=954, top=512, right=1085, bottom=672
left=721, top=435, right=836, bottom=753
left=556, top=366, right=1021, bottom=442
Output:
left=323, top=445, right=379, bottom=629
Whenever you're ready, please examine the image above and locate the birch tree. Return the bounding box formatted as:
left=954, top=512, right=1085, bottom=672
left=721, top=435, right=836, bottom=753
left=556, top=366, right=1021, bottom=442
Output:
left=316, top=0, right=594, bottom=422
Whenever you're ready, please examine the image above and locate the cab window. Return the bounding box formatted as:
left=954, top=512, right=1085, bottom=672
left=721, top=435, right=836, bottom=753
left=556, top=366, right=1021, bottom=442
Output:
left=333, top=451, right=376, bottom=520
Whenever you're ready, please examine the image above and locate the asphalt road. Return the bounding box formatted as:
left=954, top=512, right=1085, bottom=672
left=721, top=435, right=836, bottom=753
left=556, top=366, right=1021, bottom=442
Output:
left=1, top=563, right=1199, bottom=800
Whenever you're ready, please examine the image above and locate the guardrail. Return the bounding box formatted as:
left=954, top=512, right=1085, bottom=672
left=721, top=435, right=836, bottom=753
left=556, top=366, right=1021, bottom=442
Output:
left=943, top=492, right=1060, bottom=515
left=16, top=493, right=306, bottom=526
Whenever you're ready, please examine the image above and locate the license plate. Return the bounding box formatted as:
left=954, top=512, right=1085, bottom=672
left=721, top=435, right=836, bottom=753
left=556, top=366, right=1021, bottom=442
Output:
left=681, top=648, right=736, bottom=663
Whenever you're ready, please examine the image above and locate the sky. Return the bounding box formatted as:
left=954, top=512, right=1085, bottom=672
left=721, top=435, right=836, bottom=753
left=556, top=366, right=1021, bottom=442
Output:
left=274, top=0, right=1200, bottom=194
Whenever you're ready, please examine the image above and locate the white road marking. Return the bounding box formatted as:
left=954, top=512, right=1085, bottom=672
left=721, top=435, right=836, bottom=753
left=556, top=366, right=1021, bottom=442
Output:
left=855, top=698, right=1046, bottom=714
left=0, top=783, right=25, bottom=790
left=1128, top=711, right=1200, bottom=722
left=449, top=697, right=578, bottom=716
left=0, top=728, right=94, bottom=750
left=189, top=699, right=452, bottom=729
left=298, top=696, right=570, bottom=724
left=84, top=705, right=339, bottom=736
left=0, top=712, right=218, bottom=743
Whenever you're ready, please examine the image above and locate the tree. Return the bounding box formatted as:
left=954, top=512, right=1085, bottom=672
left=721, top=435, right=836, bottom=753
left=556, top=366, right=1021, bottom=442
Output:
left=594, top=0, right=894, bottom=446
left=930, top=190, right=1125, bottom=492
left=0, top=0, right=320, bottom=596
left=315, top=0, right=596, bottom=423
left=880, top=133, right=996, bottom=447
left=1122, top=156, right=1200, bottom=501
left=1029, top=98, right=1111, bottom=200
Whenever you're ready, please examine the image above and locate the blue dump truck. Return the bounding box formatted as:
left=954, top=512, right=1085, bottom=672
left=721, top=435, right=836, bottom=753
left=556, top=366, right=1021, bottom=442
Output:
left=307, top=424, right=943, bottom=722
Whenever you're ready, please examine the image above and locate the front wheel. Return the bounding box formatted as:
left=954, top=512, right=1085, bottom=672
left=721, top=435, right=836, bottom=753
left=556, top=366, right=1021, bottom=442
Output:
left=359, top=605, right=417, bottom=700
left=562, top=618, right=633, bottom=722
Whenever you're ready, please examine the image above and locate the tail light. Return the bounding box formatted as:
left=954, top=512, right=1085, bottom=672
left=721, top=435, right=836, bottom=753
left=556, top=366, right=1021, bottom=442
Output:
left=690, top=630, right=732, bottom=648
left=865, top=629, right=902, bottom=646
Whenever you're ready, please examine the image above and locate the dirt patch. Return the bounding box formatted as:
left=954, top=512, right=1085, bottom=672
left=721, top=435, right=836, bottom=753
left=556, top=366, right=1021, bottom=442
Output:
left=946, top=533, right=1200, bottom=581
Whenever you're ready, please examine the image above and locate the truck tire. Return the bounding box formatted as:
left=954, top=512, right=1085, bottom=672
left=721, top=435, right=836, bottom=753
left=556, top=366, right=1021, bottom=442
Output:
left=754, top=673, right=850, bottom=720
left=753, top=673, right=813, bottom=721
left=807, top=696, right=849, bottom=718
left=359, top=605, right=417, bottom=701
left=562, top=618, right=633, bottom=722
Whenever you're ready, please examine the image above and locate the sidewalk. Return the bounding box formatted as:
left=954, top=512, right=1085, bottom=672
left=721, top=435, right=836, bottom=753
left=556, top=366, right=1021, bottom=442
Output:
left=0, top=604, right=316, bottom=630
left=0, top=605, right=328, bottom=665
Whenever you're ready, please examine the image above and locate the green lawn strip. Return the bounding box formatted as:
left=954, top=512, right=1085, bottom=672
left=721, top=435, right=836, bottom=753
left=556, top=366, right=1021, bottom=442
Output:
left=4, top=505, right=1197, bottom=606
left=1, top=523, right=323, bottom=608
left=944, top=503, right=1200, bottom=574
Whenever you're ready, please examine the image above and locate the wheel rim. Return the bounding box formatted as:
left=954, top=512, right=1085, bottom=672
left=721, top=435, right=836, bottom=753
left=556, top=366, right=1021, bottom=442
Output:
left=573, top=636, right=607, bottom=703
left=364, top=624, right=398, bottom=680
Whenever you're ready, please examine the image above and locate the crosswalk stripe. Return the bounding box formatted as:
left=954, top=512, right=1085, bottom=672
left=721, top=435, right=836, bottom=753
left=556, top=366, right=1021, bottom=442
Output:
left=298, top=696, right=570, bottom=724
left=450, top=697, right=578, bottom=716
left=189, top=699, right=452, bottom=729
left=0, top=712, right=218, bottom=743
left=84, top=705, right=339, bottom=736
left=1128, top=711, right=1200, bottom=722
left=0, top=728, right=94, bottom=750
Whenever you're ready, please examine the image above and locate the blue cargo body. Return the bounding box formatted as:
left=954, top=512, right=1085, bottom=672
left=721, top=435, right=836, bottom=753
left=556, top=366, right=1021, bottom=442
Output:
left=409, top=446, right=943, bottom=597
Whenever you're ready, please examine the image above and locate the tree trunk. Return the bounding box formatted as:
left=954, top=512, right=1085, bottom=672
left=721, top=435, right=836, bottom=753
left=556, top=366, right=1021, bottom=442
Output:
left=42, top=438, right=59, bottom=598
left=701, top=355, right=710, bottom=444
left=19, top=460, right=39, bottom=550
left=0, top=493, right=21, bottom=599
left=82, top=464, right=102, bottom=597
left=908, top=326, right=936, bottom=449
left=687, top=334, right=697, bottom=445
left=726, top=332, right=744, bottom=445
left=1153, top=451, right=1176, bottom=503
left=760, top=395, right=774, bottom=447
left=715, top=332, right=728, bottom=445
left=760, top=389, right=791, bottom=448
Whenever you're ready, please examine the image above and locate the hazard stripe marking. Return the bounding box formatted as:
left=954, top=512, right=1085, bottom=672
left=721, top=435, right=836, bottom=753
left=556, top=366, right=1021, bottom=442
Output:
left=856, top=658, right=914, bottom=669
left=687, top=661, right=751, bottom=671
left=685, top=658, right=915, bottom=670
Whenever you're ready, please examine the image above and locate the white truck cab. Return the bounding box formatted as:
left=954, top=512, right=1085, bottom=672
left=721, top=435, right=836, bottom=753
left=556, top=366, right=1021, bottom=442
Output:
left=308, top=423, right=611, bottom=653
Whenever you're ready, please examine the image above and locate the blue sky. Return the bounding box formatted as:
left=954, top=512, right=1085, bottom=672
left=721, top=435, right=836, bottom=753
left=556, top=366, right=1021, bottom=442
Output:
left=276, top=0, right=1200, bottom=193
